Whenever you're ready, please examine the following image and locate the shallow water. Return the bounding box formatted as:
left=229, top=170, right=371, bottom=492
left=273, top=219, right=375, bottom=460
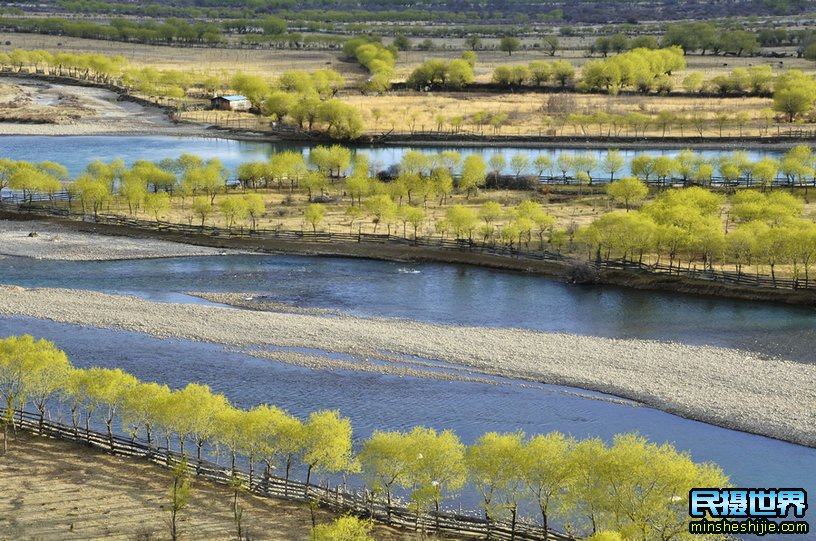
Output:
left=3, top=315, right=814, bottom=516
left=1, top=254, right=814, bottom=362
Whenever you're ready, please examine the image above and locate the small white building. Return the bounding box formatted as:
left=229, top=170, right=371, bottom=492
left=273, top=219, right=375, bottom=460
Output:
left=210, top=95, right=252, bottom=111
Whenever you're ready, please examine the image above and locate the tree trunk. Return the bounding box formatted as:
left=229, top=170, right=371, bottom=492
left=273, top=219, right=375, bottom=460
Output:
left=106, top=417, right=115, bottom=451
left=305, top=464, right=313, bottom=495
left=542, top=508, right=550, bottom=541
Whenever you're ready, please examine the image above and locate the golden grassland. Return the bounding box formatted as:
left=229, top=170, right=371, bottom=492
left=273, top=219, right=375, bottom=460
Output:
left=108, top=187, right=607, bottom=235
left=0, top=431, right=421, bottom=541
left=0, top=32, right=366, bottom=79
left=178, top=92, right=779, bottom=138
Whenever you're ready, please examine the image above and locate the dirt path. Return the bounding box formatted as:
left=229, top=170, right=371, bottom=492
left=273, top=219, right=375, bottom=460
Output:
left=0, top=431, right=421, bottom=541
left=0, top=77, right=209, bottom=136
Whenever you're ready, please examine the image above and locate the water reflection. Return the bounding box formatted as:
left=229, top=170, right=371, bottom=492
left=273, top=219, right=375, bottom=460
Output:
left=0, top=135, right=786, bottom=178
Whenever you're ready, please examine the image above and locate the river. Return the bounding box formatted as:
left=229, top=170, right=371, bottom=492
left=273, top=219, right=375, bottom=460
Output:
left=0, top=134, right=786, bottom=178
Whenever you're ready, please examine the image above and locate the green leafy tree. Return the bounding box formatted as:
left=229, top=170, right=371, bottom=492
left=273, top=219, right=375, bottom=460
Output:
left=542, top=35, right=559, bottom=56
left=773, top=70, right=816, bottom=122
left=121, top=381, right=171, bottom=449
left=524, top=432, right=574, bottom=540
left=460, top=155, right=487, bottom=198
left=231, top=72, right=270, bottom=108
left=551, top=60, right=575, bottom=87
left=466, top=432, right=527, bottom=533
left=0, top=335, right=70, bottom=449
left=192, top=196, right=213, bottom=227
left=499, top=35, right=521, bottom=56
left=312, top=516, right=375, bottom=541
left=243, top=193, right=265, bottom=230
left=601, top=150, right=625, bottom=181
left=143, top=191, right=171, bottom=224
left=302, top=410, right=356, bottom=488
left=489, top=153, right=507, bottom=181
left=607, top=176, right=649, bottom=211
left=82, top=367, right=138, bottom=450
left=305, top=203, right=327, bottom=233
left=446, top=205, right=478, bottom=240
left=404, top=427, right=466, bottom=529
left=359, top=431, right=412, bottom=520
left=169, top=455, right=192, bottom=541
left=400, top=206, right=425, bottom=239
left=172, top=383, right=230, bottom=461
left=219, top=196, right=248, bottom=229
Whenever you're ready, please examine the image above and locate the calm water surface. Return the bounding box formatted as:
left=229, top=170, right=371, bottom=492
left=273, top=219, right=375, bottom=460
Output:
left=1, top=254, right=814, bottom=362
left=0, top=135, right=786, bottom=177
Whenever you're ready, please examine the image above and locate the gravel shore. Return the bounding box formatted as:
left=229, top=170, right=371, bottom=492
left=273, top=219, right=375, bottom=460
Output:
left=0, top=78, right=210, bottom=136
left=0, top=220, right=230, bottom=260
left=1, top=285, right=813, bottom=447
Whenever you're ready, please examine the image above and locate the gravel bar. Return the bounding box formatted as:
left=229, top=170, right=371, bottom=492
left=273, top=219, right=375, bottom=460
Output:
left=0, top=220, right=228, bottom=260
left=0, top=285, right=814, bottom=447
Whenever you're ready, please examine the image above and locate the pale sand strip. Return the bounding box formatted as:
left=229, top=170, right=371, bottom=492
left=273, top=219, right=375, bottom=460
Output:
left=0, top=220, right=226, bottom=260
left=0, top=285, right=814, bottom=446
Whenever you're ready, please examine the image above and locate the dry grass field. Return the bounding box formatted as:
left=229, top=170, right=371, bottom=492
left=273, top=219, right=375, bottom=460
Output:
left=4, top=31, right=816, bottom=138
left=2, top=31, right=813, bottom=84
left=0, top=430, right=424, bottom=541
left=107, top=187, right=607, bottom=238
left=0, top=32, right=369, bottom=80
left=180, top=91, right=778, bottom=138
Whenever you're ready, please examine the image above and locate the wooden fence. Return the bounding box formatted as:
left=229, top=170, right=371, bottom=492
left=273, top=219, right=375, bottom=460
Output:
left=598, top=259, right=810, bottom=290
left=11, top=410, right=571, bottom=541
left=0, top=201, right=568, bottom=263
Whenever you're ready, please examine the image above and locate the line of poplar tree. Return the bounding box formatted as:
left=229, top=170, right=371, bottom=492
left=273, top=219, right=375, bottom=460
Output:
left=0, top=335, right=729, bottom=540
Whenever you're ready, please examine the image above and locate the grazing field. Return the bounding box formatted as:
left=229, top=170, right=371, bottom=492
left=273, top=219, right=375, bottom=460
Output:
left=2, top=31, right=813, bottom=87
left=0, top=430, right=421, bottom=541
left=0, top=32, right=365, bottom=80
left=3, top=32, right=816, bottom=139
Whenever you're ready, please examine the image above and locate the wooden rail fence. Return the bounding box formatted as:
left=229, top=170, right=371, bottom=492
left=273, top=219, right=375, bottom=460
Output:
left=11, top=410, right=571, bottom=540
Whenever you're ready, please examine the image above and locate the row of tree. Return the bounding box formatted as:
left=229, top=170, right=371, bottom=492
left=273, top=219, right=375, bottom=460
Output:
left=0, top=50, right=368, bottom=139
left=342, top=36, right=398, bottom=92
left=0, top=16, right=225, bottom=45
left=0, top=335, right=730, bottom=540
left=580, top=186, right=816, bottom=285
left=577, top=47, right=686, bottom=95
left=406, top=52, right=476, bottom=89
left=491, top=59, right=575, bottom=88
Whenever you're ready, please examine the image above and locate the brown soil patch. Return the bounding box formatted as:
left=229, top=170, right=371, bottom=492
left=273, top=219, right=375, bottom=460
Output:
left=0, top=431, right=421, bottom=541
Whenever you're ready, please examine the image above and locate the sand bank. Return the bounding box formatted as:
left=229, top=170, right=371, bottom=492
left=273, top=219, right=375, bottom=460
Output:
left=0, top=220, right=229, bottom=260
left=0, top=285, right=813, bottom=447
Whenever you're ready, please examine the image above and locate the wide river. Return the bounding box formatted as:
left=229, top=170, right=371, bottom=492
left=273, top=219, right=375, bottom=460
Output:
left=0, top=134, right=787, bottom=178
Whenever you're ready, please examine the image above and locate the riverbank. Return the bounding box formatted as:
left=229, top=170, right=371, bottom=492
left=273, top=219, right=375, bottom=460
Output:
left=0, top=76, right=211, bottom=136
left=0, top=219, right=232, bottom=260
left=0, top=430, right=416, bottom=541
left=0, top=285, right=813, bottom=447
left=5, top=212, right=816, bottom=306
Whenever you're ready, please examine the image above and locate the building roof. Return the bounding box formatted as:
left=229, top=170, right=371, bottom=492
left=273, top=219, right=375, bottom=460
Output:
left=213, top=95, right=249, bottom=101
